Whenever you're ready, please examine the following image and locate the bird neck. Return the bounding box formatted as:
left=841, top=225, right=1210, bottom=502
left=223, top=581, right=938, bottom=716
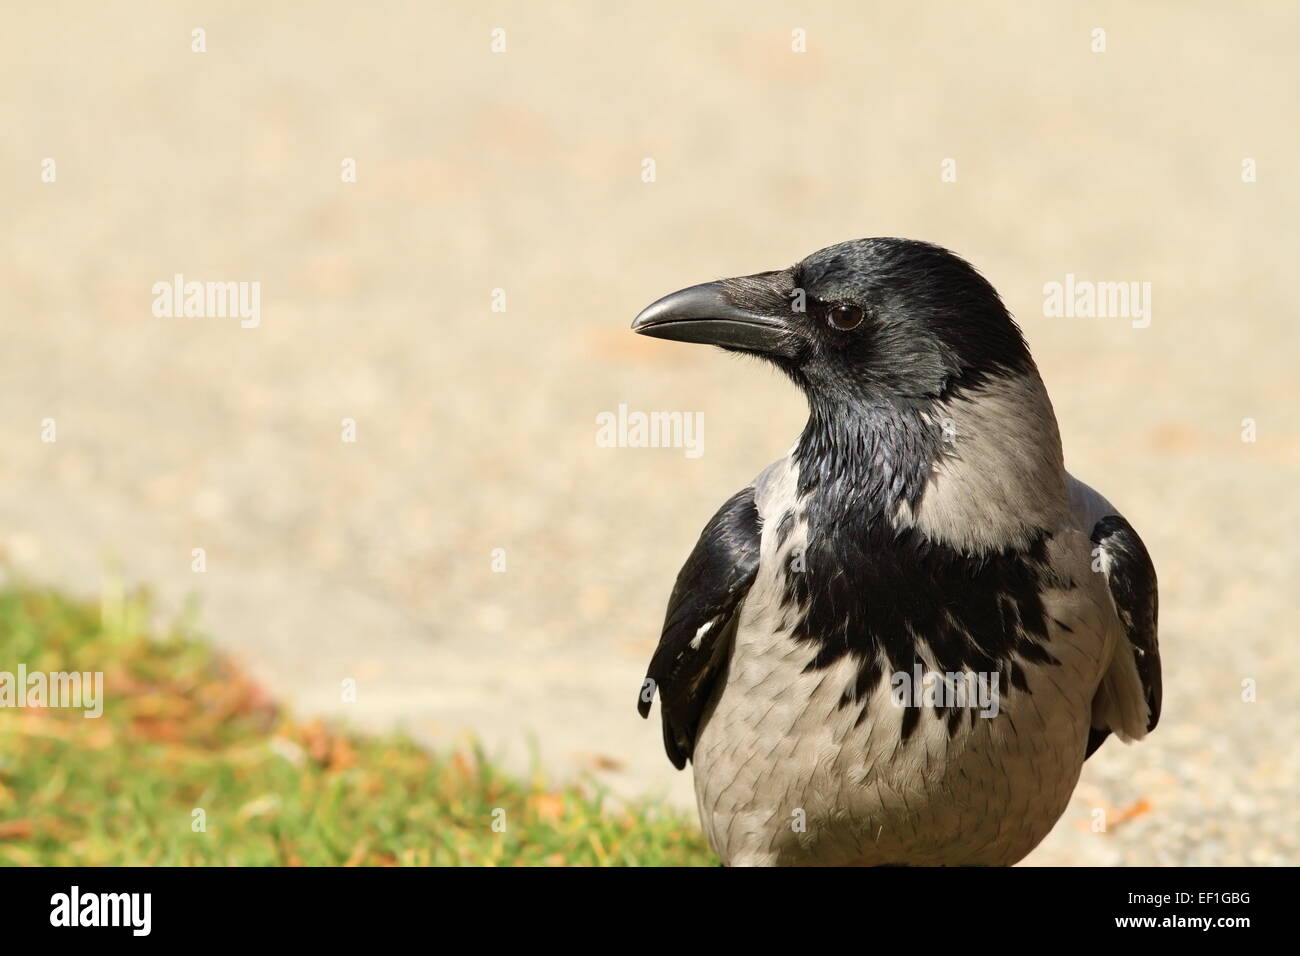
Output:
left=793, top=369, right=1068, bottom=553
left=794, top=395, right=937, bottom=523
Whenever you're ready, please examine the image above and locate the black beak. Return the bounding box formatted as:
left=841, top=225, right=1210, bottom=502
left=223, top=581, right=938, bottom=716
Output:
left=631, top=274, right=798, bottom=358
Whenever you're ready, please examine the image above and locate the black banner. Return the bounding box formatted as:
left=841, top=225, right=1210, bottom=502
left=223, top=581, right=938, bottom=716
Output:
left=1, top=866, right=1279, bottom=941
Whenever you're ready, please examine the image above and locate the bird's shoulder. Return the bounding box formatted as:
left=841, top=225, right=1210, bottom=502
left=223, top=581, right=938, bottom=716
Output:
left=1065, top=473, right=1161, bottom=757
left=637, top=480, right=766, bottom=768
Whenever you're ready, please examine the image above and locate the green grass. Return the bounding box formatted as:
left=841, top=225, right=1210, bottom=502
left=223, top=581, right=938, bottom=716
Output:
left=0, top=584, right=714, bottom=866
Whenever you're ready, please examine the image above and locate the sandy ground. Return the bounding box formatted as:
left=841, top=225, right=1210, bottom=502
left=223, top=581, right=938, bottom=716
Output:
left=2, top=2, right=1297, bottom=864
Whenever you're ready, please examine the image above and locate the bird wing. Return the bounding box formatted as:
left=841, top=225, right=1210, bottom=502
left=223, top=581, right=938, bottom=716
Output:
left=637, top=487, right=762, bottom=769
left=1068, top=476, right=1161, bottom=759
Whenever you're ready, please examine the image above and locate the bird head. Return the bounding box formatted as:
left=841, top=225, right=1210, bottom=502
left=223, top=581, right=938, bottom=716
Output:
left=632, top=238, right=1032, bottom=406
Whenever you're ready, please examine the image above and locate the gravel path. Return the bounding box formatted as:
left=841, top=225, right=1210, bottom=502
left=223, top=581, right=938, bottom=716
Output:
left=2, top=2, right=1296, bottom=863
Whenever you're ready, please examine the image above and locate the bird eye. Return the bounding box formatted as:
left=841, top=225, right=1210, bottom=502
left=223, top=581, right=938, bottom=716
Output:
left=827, top=304, right=864, bottom=331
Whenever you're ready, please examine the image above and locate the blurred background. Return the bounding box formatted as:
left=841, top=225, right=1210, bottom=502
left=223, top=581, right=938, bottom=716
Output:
left=1, top=1, right=1296, bottom=864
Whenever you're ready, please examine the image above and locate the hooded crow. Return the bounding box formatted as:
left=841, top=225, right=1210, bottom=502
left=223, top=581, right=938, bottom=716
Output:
left=632, top=238, right=1159, bottom=866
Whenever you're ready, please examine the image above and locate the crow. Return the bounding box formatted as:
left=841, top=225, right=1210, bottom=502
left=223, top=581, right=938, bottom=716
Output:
left=632, top=238, right=1160, bottom=866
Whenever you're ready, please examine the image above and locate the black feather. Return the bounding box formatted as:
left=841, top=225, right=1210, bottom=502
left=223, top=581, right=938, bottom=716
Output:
left=1085, top=514, right=1161, bottom=759
left=639, top=488, right=762, bottom=768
